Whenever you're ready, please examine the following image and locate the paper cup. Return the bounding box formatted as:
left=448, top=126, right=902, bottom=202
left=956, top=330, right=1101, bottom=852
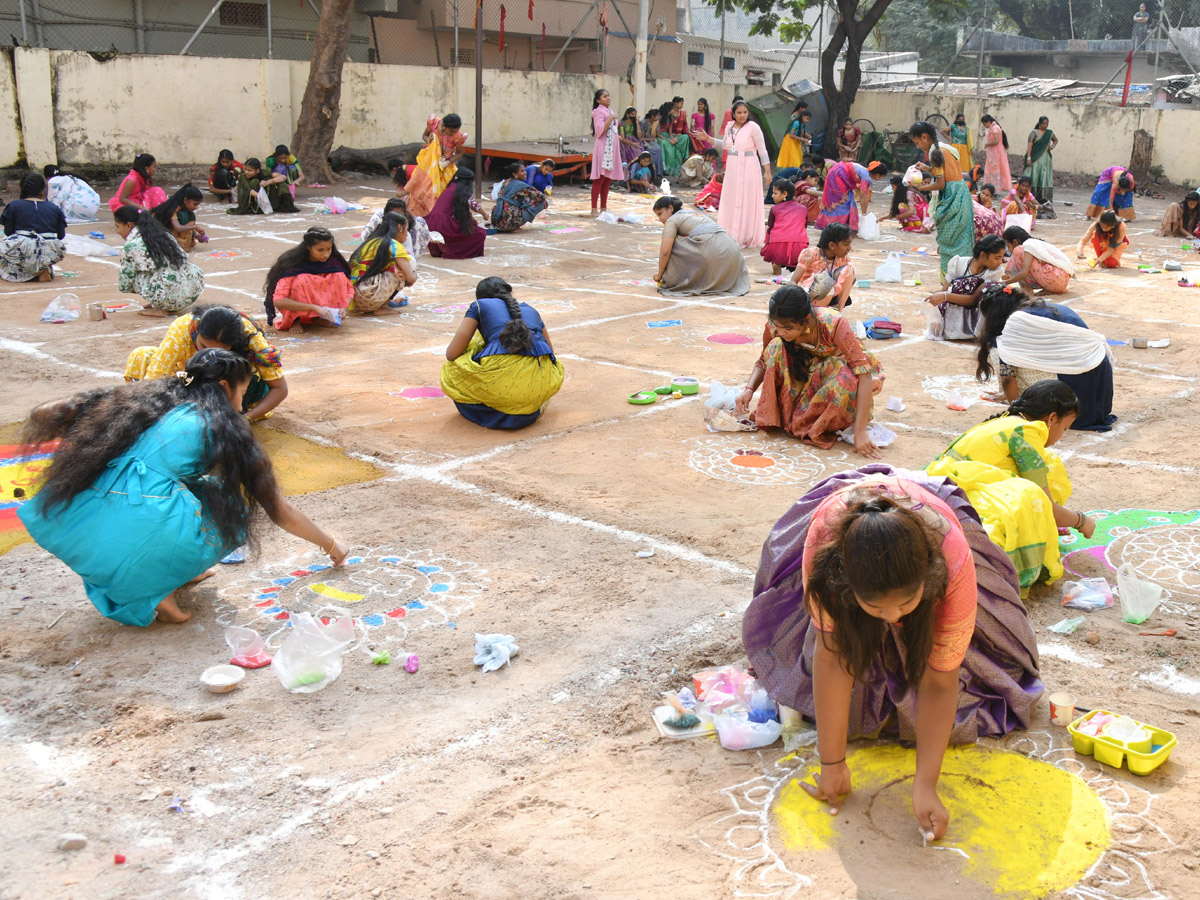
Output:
left=86, top=302, right=106, bottom=321
left=1049, top=691, right=1076, bottom=726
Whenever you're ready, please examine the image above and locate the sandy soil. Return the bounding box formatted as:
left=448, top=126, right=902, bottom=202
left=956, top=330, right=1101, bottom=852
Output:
left=0, top=174, right=1197, bottom=900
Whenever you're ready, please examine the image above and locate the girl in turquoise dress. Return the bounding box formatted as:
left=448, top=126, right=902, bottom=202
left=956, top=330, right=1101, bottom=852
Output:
left=19, top=349, right=349, bottom=626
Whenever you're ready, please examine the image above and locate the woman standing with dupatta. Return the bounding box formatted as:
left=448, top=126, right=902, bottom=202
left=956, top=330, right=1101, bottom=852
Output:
left=1022, top=117, right=1058, bottom=214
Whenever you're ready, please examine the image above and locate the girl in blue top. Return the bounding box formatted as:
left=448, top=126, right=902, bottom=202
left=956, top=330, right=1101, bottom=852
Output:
left=19, top=349, right=349, bottom=626
left=524, top=159, right=555, bottom=193
left=440, top=276, right=565, bottom=429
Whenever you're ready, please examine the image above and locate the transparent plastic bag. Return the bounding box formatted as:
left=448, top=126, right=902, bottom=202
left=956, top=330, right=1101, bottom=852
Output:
left=1061, top=577, right=1114, bottom=611
left=40, top=293, right=81, bottom=323
left=618, top=212, right=646, bottom=224
left=1116, top=563, right=1163, bottom=624
left=325, top=197, right=349, bottom=214
left=713, top=712, right=783, bottom=750
left=474, top=633, right=519, bottom=673
left=63, top=234, right=119, bottom=257
left=922, top=302, right=945, bottom=340
left=225, top=625, right=273, bottom=668
left=857, top=213, right=881, bottom=241
left=705, top=381, right=738, bottom=410
left=702, top=381, right=757, bottom=432
left=873, top=251, right=903, bottom=283
left=903, top=165, right=925, bottom=188
left=257, top=186, right=273, bottom=215
left=271, top=610, right=354, bottom=693
left=596, top=211, right=619, bottom=224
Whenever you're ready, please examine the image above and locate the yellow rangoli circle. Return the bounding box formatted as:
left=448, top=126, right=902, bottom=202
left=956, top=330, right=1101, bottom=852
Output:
left=774, top=744, right=1110, bottom=899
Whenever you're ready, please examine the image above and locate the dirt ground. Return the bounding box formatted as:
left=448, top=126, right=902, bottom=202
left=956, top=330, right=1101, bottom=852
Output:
left=0, top=172, right=1198, bottom=900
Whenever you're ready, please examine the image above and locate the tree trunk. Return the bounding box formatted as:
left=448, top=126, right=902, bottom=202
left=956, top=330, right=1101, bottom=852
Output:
left=819, top=0, right=894, bottom=156
left=291, top=0, right=356, bottom=184
left=329, top=143, right=425, bottom=174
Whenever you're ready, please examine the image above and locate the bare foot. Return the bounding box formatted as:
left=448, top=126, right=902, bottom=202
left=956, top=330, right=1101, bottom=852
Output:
left=155, top=593, right=192, bottom=624
left=138, top=307, right=168, bottom=318
left=184, top=566, right=217, bottom=586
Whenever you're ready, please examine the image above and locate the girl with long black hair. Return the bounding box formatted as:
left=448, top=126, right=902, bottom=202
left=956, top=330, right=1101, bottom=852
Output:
left=20, top=348, right=349, bottom=627
left=348, top=212, right=417, bottom=314
left=113, top=205, right=205, bottom=317
left=440, top=276, right=564, bottom=429
left=264, top=226, right=354, bottom=329
left=208, top=149, right=243, bottom=202
left=425, top=168, right=486, bottom=259
left=124, top=304, right=289, bottom=421
left=108, top=152, right=167, bottom=214
left=151, top=183, right=207, bottom=251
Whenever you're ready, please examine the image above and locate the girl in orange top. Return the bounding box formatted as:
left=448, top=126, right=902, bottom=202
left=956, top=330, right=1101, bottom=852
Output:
left=264, top=226, right=354, bottom=330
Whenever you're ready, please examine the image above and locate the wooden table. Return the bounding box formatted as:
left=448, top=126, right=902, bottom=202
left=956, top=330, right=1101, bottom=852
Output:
left=463, top=135, right=594, bottom=181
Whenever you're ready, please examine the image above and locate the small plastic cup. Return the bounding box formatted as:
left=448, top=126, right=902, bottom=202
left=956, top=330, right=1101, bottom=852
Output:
left=1049, top=691, right=1076, bottom=726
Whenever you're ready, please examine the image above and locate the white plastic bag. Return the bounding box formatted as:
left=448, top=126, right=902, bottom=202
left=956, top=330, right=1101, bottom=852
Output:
left=1007, top=212, right=1034, bottom=233
left=874, top=251, right=903, bottom=283
left=596, top=211, right=619, bottom=224
left=617, top=212, right=646, bottom=224
left=63, top=234, right=119, bottom=257
left=225, top=625, right=272, bottom=668
left=491, top=181, right=503, bottom=201
left=903, top=165, right=925, bottom=188
left=858, top=213, right=881, bottom=241
left=474, top=633, right=519, bottom=673
left=1061, top=577, right=1114, bottom=611
left=713, top=713, right=783, bottom=750
left=271, top=611, right=354, bottom=693
left=257, top=186, right=273, bottom=215
left=1116, top=563, right=1163, bottom=624
left=922, top=302, right=945, bottom=341
left=40, top=293, right=81, bottom=323
left=705, top=381, right=738, bottom=410
left=702, top=381, right=756, bottom=432
left=325, top=196, right=348, bottom=214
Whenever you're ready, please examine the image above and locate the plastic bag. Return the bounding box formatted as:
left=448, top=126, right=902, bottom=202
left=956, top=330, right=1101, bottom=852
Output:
left=40, top=293, right=81, bottom=323
left=858, top=213, right=881, bottom=241
left=617, top=212, right=646, bottom=224
left=325, top=197, right=348, bottom=214
left=747, top=688, right=779, bottom=724
left=1047, top=615, right=1086, bottom=634
left=225, top=625, right=273, bottom=669
left=873, top=251, right=903, bottom=283
left=474, top=633, right=519, bottom=672
left=705, top=381, right=739, bottom=410
left=63, top=234, right=119, bottom=257
left=271, top=611, right=354, bottom=693
left=257, top=186, right=273, bottom=215
left=1116, top=563, right=1163, bottom=624
left=713, top=713, right=783, bottom=750
left=596, top=211, right=619, bottom=224
left=922, top=302, right=944, bottom=341
left=702, top=381, right=756, bottom=432
left=1007, top=213, right=1034, bottom=233
left=1061, top=577, right=1114, bottom=611
left=903, top=165, right=925, bottom=188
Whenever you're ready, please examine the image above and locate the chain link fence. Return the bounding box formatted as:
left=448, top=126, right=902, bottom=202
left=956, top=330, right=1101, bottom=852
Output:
left=0, top=0, right=371, bottom=61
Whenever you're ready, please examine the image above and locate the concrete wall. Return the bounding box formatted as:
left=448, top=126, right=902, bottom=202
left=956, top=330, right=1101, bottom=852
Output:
left=849, top=89, right=1198, bottom=185
left=1, top=49, right=749, bottom=168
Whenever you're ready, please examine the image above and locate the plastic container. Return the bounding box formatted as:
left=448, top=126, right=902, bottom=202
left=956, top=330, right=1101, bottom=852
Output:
left=1067, top=709, right=1177, bottom=775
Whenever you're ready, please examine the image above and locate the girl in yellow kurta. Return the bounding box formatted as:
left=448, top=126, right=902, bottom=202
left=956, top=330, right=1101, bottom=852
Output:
left=925, top=380, right=1095, bottom=595
left=124, top=304, right=288, bottom=422
left=406, top=114, right=467, bottom=217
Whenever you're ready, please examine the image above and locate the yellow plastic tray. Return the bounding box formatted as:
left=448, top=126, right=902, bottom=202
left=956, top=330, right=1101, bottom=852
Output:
left=1067, top=709, right=1177, bottom=776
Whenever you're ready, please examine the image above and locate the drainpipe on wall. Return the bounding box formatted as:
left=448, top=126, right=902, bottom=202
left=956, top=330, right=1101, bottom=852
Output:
left=28, top=0, right=44, bottom=47
left=134, top=0, right=146, bottom=53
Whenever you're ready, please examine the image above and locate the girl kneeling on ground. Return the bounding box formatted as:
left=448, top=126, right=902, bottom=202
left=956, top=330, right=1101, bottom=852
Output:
left=114, top=205, right=205, bottom=317
left=349, top=212, right=416, bottom=314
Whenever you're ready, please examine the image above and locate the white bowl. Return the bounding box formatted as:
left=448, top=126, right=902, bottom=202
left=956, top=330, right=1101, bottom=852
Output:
left=201, top=664, right=245, bottom=694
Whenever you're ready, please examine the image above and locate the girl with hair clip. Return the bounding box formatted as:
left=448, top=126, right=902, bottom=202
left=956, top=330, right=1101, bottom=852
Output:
left=735, top=285, right=883, bottom=454
left=207, top=150, right=243, bottom=203
left=348, top=212, right=416, bottom=314
left=921, top=233, right=1007, bottom=342
left=109, top=153, right=168, bottom=214
left=43, top=164, right=101, bottom=224
left=19, top=348, right=348, bottom=627
left=927, top=379, right=1094, bottom=595
left=743, top=464, right=1042, bottom=841
left=113, top=205, right=205, bottom=317
left=0, top=173, right=66, bottom=283
left=264, top=226, right=354, bottom=330
left=124, top=304, right=288, bottom=421
left=975, top=285, right=1116, bottom=431
left=440, top=276, right=564, bottom=430
left=426, top=169, right=486, bottom=259
left=151, top=183, right=208, bottom=251
left=787, top=223, right=855, bottom=312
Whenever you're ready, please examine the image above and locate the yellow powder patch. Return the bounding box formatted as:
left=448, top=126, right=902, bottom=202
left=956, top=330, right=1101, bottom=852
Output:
left=774, top=744, right=1110, bottom=899
left=308, top=583, right=366, bottom=604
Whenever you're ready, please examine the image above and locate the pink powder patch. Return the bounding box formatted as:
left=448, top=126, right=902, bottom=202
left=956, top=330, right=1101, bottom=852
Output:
left=392, top=386, right=446, bottom=400
left=707, top=333, right=755, bottom=345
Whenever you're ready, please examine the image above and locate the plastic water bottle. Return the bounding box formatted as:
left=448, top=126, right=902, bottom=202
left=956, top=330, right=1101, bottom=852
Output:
left=660, top=178, right=670, bottom=194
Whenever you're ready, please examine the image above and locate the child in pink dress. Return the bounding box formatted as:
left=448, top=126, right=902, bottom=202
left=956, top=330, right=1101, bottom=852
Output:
left=761, top=181, right=810, bottom=275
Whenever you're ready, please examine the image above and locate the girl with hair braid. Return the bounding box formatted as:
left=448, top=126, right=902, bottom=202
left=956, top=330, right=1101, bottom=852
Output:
left=744, top=466, right=1041, bottom=843
left=19, top=348, right=348, bottom=626
left=440, top=276, right=564, bottom=429
left=113, top=205, right=205, bottom=317
left=348, top=212, right=416, bottom=314
left=264, top=226, right=353, bottom=329
left=425, top=169, right=486, bottom=259
left=124, top=304, right=289, bottom=421
left=151, top=183, right=207, bottom=251
left=927, top=379, right=1094, bottom=595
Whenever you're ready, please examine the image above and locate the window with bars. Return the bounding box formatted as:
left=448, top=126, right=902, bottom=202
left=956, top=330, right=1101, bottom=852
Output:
left=721, top=56, right=735, bottom=71
left=219, top=2, right=267, bottom=28
left=687, top=51, right=705, bottom=66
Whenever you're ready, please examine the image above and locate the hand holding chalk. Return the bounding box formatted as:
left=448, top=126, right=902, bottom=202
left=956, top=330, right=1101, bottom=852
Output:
left=800, top=762, right=852, bottom=815
left=912, top=782, right=949, bottom=841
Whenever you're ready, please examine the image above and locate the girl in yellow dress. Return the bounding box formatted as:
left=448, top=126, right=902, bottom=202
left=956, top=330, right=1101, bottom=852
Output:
left=925, top=380, right=1095, bottom=595
left=406, top=114, right=467, bottom=217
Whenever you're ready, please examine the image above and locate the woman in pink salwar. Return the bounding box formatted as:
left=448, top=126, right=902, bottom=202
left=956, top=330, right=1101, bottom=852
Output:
left=981, top=115, right=1012, bottom=192
left=701, top=100, right=771, bottom=248
left=589, top=89, right=621, bottom=216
